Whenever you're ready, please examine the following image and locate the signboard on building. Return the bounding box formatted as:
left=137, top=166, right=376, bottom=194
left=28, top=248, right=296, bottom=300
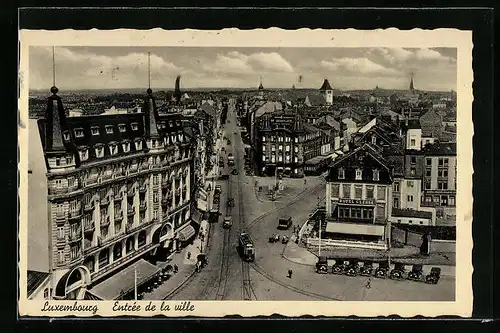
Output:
left=338, top=198, right=375, bottom=205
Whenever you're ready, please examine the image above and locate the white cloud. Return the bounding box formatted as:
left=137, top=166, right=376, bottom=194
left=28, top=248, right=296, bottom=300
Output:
left=204, top=51, right=294, bottom=74
left=320, top=57, right=401, bottom=77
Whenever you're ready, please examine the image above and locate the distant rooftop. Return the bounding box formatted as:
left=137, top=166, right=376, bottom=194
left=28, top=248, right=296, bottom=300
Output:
left=422, top=142, right=456, bottom=156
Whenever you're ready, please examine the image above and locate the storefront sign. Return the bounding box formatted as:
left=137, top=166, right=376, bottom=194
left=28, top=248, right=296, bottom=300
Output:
left=338, top=198, right=375, bottom=205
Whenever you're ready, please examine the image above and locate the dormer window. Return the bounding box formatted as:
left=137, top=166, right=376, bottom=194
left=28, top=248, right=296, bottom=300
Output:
left=371, top=135, right=377, bottom=145
left=109, top=143, right=118, bottom=155
left=122, top=141, right=131, bottom=153
left=95, top=146, right=104, bottom=158
left=338, top=168, right=345, bottom=180
left=63, top=131, right=70, bottom=141
left=105, top=125, right=114, bottom=134
left=355, top=168, right=363, bottom=180
left=74, top=128, right=84, bottom=138
left=262, top=136, right=266, bottom=142
left=79, top=148, right=88, bottom=161
left=118, top=124, right=126, bottom=133
left=91, top=126, right=100, bottom=136
left=135, top=139, right=142, bottom=151
left=131, top=123, right=139, bottom=131
left=373, top=169, right=380, bottom=181
left=169, top=121, right=173, bottom=128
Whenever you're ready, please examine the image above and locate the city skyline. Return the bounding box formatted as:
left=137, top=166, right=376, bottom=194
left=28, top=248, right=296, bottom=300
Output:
left=29, top=46, right=457, bottom=92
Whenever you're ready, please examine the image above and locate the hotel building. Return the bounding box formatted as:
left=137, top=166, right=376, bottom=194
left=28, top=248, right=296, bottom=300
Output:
left=31, top=86, right=195, bottom=300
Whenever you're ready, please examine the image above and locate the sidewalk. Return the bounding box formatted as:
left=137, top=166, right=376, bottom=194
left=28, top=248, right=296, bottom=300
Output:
left=282, top=236, right=456, bottom=277
left=143, top=235, right=209, bottom=300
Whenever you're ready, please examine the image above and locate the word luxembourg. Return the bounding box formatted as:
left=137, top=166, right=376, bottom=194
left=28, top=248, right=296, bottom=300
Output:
left=41, top=301, right=98, bottom=315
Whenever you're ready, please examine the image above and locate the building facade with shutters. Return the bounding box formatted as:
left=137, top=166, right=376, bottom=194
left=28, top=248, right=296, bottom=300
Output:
left=35, top=86, right=195, bottom=300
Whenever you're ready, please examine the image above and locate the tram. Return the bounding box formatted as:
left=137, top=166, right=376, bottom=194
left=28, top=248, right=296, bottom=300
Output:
left=238, top=232, right=255, bottom=262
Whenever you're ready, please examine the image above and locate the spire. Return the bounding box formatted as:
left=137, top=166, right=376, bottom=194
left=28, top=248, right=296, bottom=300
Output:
left=144, top=54, right=159, bottom=138
left=319, top=78, right=332, bottom=91
left=409, top=72, right=415, bottom=91
left=174, top=75, right=182, bottom=103
left=258, top=76, right=264, bottom=90
left=45, top=47, right=67, bottom=153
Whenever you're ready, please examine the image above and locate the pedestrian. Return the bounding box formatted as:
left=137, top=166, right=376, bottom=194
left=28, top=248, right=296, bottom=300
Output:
left=288, top=269, right=293, bottom=279
left=173, top=264, right=178, bottom=273
left=366, top=278, right=372, bottom=289
left=187, top=252, right=191, bottom=260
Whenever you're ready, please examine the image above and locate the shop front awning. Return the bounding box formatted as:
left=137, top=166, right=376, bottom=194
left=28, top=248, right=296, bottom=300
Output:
left=325, top=222, right=385, bottom=237
left=191, top=209, right=203, bottom=225
left=177, top=225, right=196, bottom=242
left=89, top=259, right=161, bottom=300
left=197, top=198, right=208, bottom=212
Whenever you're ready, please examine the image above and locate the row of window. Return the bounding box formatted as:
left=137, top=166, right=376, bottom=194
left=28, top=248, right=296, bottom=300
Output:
left=337, top=207, right=374, bottom=220
left=262, top=155, right=299, bottom=163
left=331, top=184, right=386, bottom=200
left=262, top=136, right=298, bottom=143
left=262, top=145, right=299, bottom=153
left=338, top=168, right=380, bottom=181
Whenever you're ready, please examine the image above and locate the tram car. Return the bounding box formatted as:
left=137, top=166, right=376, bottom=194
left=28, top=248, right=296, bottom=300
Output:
left=360, top=261, right=374, bottom=276
left=239, top=232, right=255, bottom=262
left=375, top=261, right=390, bottom=278
left=390, top=263, right=407, bottom=280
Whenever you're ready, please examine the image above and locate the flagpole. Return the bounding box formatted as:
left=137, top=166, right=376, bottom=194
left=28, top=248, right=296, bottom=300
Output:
left=134, top=267, right=137, bottom=300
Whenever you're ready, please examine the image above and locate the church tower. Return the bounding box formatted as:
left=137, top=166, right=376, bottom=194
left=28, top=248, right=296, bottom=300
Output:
left=319, top=78, right=333, bottom=105
left=409, top=72, right=415, bottom=92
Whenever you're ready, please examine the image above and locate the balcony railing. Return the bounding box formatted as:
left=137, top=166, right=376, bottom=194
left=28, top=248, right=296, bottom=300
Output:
left=421, top=201, right=439, bottom=207
left=84, top=177, right=99, bottom=187
left=100, top=197, right=110, bottom=206
left=139, top=202, right=147, bottom=211
left=114, top=211, right=123, bottom=221
left=127, top=190, right=135, bottom=198
left=161, top=197, right=170, bottom=206
left=101, top=217, right=110, bottom=228
left=68, top=209, right=82, bottom=220
left=84, top=221, right=95, bottom=233
left=139, top=185, right=147, bottom=193
left=84, top=202, right=94, bottom=212
left=125, top=223, right=134, bottom=233
left=102, top=173, right=113, bottom=182
left=127, top=207, right=135, bottom=216
left=56, top=236, right=66, bottom=247
left=129, top=165, right=138, bottom=173
left=114, top=192, right=123, bottom=201
left=162, top=180, right=171, bottom=189
left=69, top=231, right=82, bottom=243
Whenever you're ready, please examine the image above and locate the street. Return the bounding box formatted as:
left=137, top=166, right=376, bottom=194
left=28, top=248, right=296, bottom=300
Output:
left=167, top=98, right=455, bottom=302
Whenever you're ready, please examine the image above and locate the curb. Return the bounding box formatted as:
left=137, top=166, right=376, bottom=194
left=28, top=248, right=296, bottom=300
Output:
left=162, top=269, right=197, bottom=300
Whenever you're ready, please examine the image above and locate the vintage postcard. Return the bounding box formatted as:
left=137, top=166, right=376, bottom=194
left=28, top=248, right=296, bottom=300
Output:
left=18, top=28, right=473, bottom=317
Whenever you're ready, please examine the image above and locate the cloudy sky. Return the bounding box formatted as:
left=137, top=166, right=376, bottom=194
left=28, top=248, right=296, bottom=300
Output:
left=29, top=46, right=457, bottom=91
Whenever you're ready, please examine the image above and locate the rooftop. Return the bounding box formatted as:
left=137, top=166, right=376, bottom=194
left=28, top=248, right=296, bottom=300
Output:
left=27, top=270, right=51, bottom=298
left=422, top=142, right=457, bottom=156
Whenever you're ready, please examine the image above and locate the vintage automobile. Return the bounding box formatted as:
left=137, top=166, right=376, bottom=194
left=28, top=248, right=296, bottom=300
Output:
left=227, top=198, right=235, bottom=207
left=316, top=256, right=328, bottom=274
left=425, top=267, right=441, bottom=284
left=223, top=215, right=233, bottom=229
left=231, top=169, right=239, bottom=175
left=375, top=261, right=390, bottom=278
left=268, top=233, right=280, bottom=243
left=281, top=235, right=289, bottom=244
left=360, top=261, right=374, bottom=276
left=407, top=264, right=424, bottom=281
left=390, top=263, right=407, bottom=280
left=345, top=260, right=361, bottom=277
left=332, top=259, right=347, bottom=275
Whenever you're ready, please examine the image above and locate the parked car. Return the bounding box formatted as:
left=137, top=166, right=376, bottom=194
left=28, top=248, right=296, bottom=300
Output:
left=390, top=263, right=407, bottom=280
left=223, top=216, right=232, bottom=228
left=345, top=260, right=361, bottom=277
left=268, top=233, right=280, bottom=243
left=281, top=235, right=289, bottom=244
left=316, top=256, right=328, bottom=274
left=375, top=261, right=390, bottom=278
left=425, top=267, right=441, bottom=284
left=332, top=259, right=347, bottom=275
left=360, top=261, right=374, bottom=276
left=227, top=198, right=235, bottom=207
left=407, top=264, right=424, bottom=281
left=231, top=169, right=239, bottom=175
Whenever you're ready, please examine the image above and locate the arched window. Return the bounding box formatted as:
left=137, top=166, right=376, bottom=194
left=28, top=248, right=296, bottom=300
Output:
left=126, top=236, right=135, bottom=254
left=98, top=249, right=109, bottom=268
left=113, top=242, right=122, bottom=261
left=138, top=231, right=146, bottom=248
